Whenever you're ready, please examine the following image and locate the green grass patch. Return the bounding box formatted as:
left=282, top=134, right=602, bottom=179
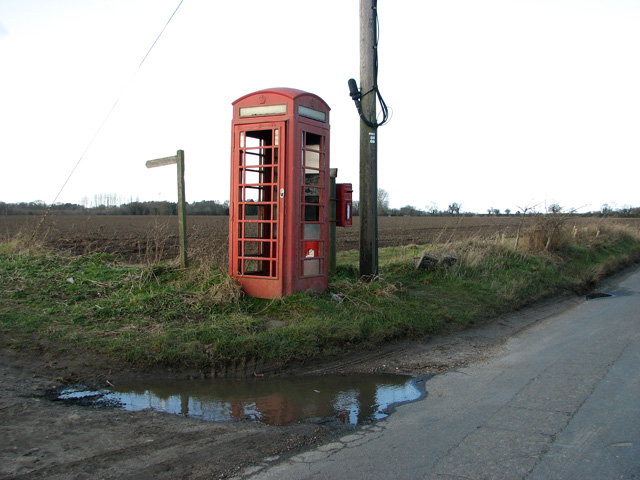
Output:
left=1, top=222, right=640, bottom=371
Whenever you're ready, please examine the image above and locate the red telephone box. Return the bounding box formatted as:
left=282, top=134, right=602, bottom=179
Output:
left=229, top=88, right=331, bottom=298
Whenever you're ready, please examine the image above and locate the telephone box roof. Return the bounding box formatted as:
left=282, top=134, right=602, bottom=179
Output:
left=232, top=87, right=330, bottom=111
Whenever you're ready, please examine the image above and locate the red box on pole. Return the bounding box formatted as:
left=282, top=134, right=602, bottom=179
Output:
left=336, top=183, right=353, bottom=228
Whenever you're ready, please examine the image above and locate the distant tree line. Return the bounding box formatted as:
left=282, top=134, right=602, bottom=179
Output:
left=374, top=189, right=640, bottom=218
left=0, top=200, right=229, bottom=216
left=1, top=197, right=639, bottom=218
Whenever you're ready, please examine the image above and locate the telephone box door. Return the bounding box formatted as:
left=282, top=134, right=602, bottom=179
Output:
left=230, top=123, right=285, bottom=297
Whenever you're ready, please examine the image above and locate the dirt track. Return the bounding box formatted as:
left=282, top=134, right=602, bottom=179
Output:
left=0, top=292, right=585, bottom=479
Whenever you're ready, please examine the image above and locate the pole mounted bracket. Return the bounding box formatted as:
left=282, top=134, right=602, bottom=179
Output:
left=348, top=78, right=377, bottom=129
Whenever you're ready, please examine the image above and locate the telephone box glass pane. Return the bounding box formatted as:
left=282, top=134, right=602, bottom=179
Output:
left=304, top=224, right=320, bottom=240
left=304, top=168, right=320, bottom=185
left=305, top=149, right=320, bottom=169
left=303, top=259, right=320, bottom=276
left=304, top=205, right=319, bottom=222
left=305, top=186, right=319, bottom=203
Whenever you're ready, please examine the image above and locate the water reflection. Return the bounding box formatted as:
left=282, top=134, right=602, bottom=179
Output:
left=103, top=373, right=426, bottom=426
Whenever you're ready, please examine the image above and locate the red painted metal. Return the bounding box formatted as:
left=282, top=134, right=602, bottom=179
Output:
left=336, top=183, right=353, bottom=228
left=229, top=88, right=331, bottom=298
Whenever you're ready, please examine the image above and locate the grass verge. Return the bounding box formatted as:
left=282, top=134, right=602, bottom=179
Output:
left=1, top=220, right=639, bottom=373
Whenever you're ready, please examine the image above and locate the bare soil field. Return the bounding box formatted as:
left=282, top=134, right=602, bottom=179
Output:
left=3, top=214, right=639, bottom=263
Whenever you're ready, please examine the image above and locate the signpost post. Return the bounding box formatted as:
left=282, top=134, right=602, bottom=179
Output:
left=145, top=150, right=187, bottom=268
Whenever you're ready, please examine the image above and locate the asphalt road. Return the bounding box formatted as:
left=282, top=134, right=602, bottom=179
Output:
left=238, top=268, right=640, bottom=479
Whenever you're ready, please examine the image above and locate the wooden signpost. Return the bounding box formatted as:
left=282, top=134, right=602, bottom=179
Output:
left=146, top=150, right=187, bottom=268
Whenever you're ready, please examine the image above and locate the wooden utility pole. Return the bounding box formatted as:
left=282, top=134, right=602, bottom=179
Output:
left=146, top=150, right=188, bottom=268
left=359, top=0, right=378, bottom=278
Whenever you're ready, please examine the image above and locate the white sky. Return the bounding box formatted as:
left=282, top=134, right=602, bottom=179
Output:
left=1, top=0, right=638, bottom=213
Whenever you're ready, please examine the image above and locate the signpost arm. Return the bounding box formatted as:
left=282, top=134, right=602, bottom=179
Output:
left=176, top=150, right=187, bottom=268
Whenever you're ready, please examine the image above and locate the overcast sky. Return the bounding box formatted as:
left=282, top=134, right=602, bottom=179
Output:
left=1, top=0, right=638, bottom=213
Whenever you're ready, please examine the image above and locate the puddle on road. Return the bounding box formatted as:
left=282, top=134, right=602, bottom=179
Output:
left=585, top=292, right=614, bottom=300
left=54, top=373, right=428, bottom=426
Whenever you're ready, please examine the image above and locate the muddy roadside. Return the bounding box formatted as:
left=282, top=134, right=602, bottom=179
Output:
left=0, top=292, right=586, bottom=480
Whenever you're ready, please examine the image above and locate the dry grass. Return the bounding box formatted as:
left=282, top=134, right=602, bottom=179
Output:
left=179, top=235, right=241, bottom=306
left=418, top=232, right=513, bottom=270
left=572, top=222, right=640, bottom=244
left=0, top=232, right=48, bottom=256
left=189, top=232, right=229, bottom=273
left=196, top=274, right=244, bottom=306
left=519, top=215, right=572, bottom=253
left=422, top=219, right=640, bottom=269
left=329, top=274, right=399, bottom=310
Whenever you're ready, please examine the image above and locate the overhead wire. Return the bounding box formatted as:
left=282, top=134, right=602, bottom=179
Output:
left=31, top=0, right=185, bottom=240
left=371, top=0, right=390, bottom=127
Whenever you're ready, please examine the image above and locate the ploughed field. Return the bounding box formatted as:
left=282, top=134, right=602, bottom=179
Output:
left=2, top=214, right=639, bottom=263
